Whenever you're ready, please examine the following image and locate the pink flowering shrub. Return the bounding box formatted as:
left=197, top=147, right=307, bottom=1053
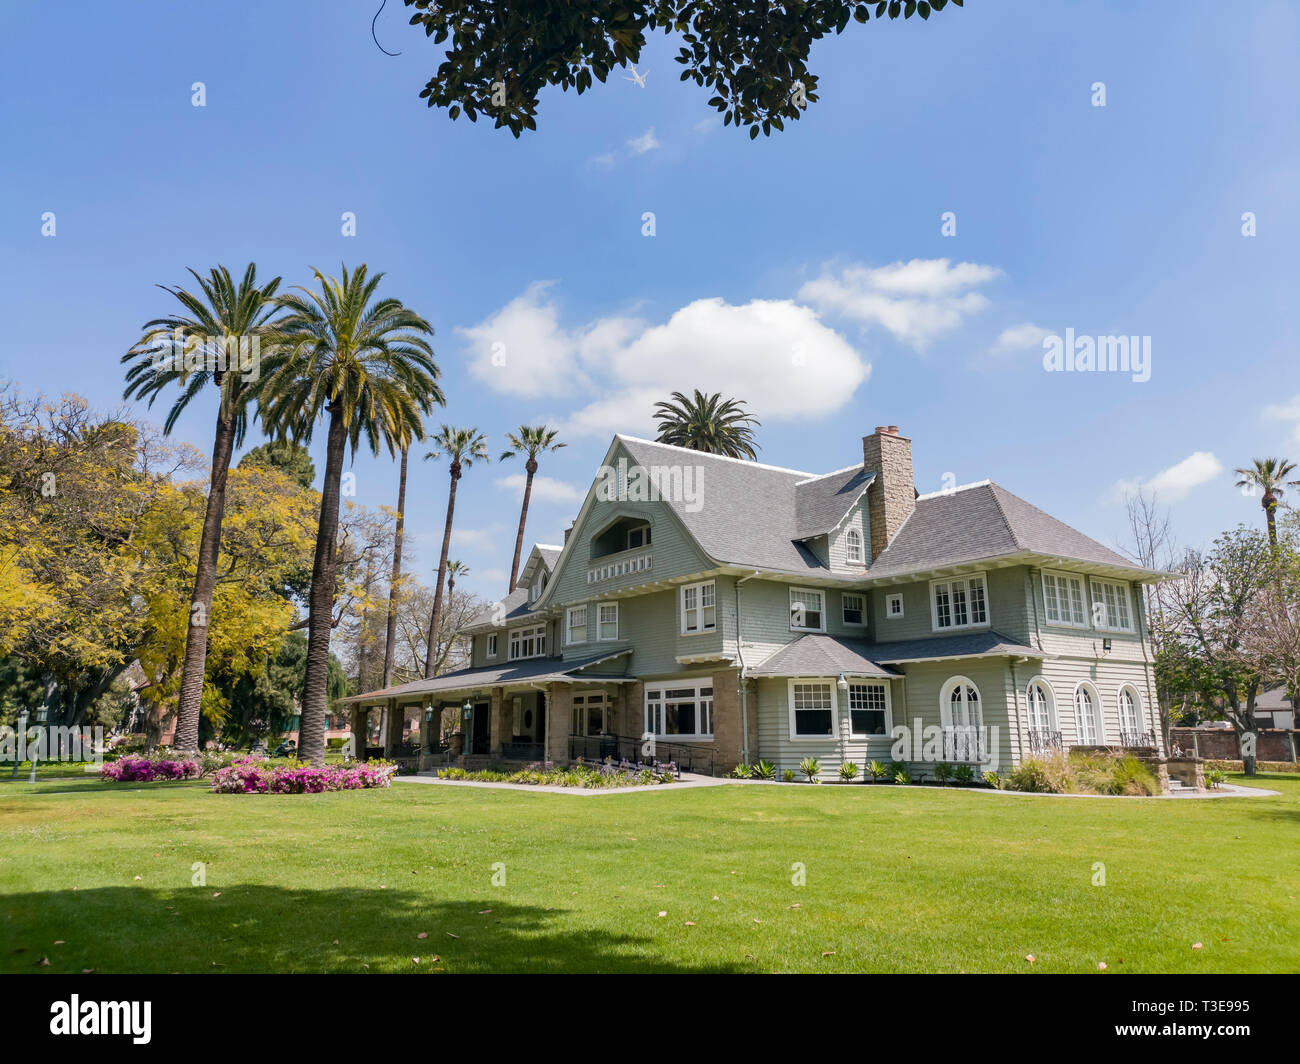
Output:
left=100, top=756, right=199, bottom=782
left=210, top=756, right=396, bottom=794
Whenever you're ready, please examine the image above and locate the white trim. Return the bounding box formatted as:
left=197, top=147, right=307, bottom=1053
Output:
left=1073, top=680, right=1104, bottom=745
left=1025, top=676, right=1057, bottom=732
left=844, top=528, right=864, bottom=565
left=915, top=479, right=992, bottom=501
left=841, top=591, right=866, bottom=627
left=847, top=680, right=893, bottom=739
left=1089, top=576, right=1135, bottom=632
left=644, top=680, right=715, bottom=741
left=1041, top=569, right=1090, bottom=628
left=486, top=633, right=498, bottom=658
left=679, top=579, right=717, bottom=635
left=616, top=434, right=815, bottom=478
left=597, top=601, right=619, bottom=642
left=508, top=624, right=547, bottom=661
left=787, top=678, right=839, bottom=741
left=885, top=592, right=905, bottom=620
left=929, top=572, right=990, bottom=632
left=565, top=604, right=588, bottom=645
left=1117, top=682, right=1144, bottom=733
left=789, top=586, right=827, bottom=633
left=794, top=463, right=868, bottom=485
left=939, top=675, right=984, bottom=729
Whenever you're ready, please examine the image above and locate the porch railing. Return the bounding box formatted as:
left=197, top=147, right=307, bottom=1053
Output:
left=1026, top=729, right=1063, bottom=754
left=941, top=726, right=989, bottom=763
left=501, top=741, right=545, bottom=761
left=567, top=733, right=715, bottom=777
left=1119, top=729, right=1158, bottom=749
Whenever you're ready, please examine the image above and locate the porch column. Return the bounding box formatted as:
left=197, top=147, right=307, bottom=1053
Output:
left=349, top=704, right=368, bottom=760
left=382, top=697, right=402, bottom=757
left=547, top=684, right=572, bottom=763
left=489, top=686, right=507, bottom=757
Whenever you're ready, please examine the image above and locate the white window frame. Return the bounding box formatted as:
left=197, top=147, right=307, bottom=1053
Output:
left=644, top=681, right=714, bottom=740
left=844, top=528, right=864, bottom=565
left=508, top=624, right=546, bottom=661
left=929, top=572, right=989, bottom=632
left=841, top=592, right=866, bottom=627
left=597, top=602, right=619, bottom=641
left=1025, top=677, right=1057, bottom=732
left=565, top=605, right=588, bottom=645
left=787, top=678, right=839, bottom=741
left=789, top=586, right=827, bottom=633
left=572, top=691, right=608, bottom=736
left=1041, top=570, right=1088, bottom=628
left=626, top=524, right=651, bottom=550
left=885, top=592, right=904, bottom=620
left=486, top=633, right=498, bottom=658
left=1074, top=681, right=1103, bottom=745
left=1117, top=683, right=1144, bottom=733
left=680, top=580, right=717, bottom=635
left=1090, top=577, right=1135, bottom=632
left=847, top=681, right=892, bottom=738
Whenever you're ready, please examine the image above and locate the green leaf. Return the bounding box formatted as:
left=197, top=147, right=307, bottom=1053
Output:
left=749, top=124, right=760, bottom=139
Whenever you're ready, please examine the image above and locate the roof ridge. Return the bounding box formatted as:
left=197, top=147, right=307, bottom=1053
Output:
left=914, top=478, right=992, bottom=501
left=984, top=481, right=1026, bottom=551
left=616, top=434, right=815, bottom=478
left=794, top=463, right=866, bottom=485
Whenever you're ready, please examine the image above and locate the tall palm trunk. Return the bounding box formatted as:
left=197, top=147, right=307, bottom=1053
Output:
left=301, top=403, right=349, bottom=766
left=173, top=397, right=237, bottom=752
left=508, top=456, right=538, bottom=592
left=381, top=446, right=408, bottom=687
left=1263, top=491, right=1278, bottom=546
left=423, top=462, right=460, bottom=679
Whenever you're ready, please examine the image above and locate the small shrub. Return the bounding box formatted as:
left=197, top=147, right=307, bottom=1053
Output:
left=1005, top=757, right=1054, bottom=793
left=101, top=755, right=199, bottom=782
left=782, top=769, right=796, bottom=782
left=953, top=764, right=975, bottom=786
left=893, top=768, right=911, bottom=785
left=933, top=762, right=953, bottom=784
left=838, top=761, right=859, bottom=781
left=753, top=760, right=776, bottom=780
left=867, top=760, right=888, bottom=781
left=887, top=761, right=907, bottom=782
left=1109, top=754, right=1159, bottom=796
left=730, top=763, right=753, bottom=779
left=1205, top=768, right=1228, bottom=790
left=981, top=769, right=1000, bottom=789
left=799, top=756, right=822, bottom=783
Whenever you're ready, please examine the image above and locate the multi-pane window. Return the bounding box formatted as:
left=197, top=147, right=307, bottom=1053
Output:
left=886, top=593, right=904, bottom=619
left=572, top=692, right=606, bottom=735
left=931, top=574, right=988, bottom=630
left=566, top=605, right=588, bottom=645
left=626, top=525, right=651, bottom=549
left=644, top=682, right=713, bottom=738
left=842, top=592, right=865, bottom=626
left=1118, top=686, right=1142, bottom=733
left=1090, top=578, right=1134, bottom=631
left=680, top=581, right=716, bottom=634
left=789, top=681, right=836, bottom=738
left=508, top=624, right=546, bottom=660
left=486, top=633, right=498, bottom=657
left=1026, top=680, right=1053, bottom=731
left=845, top=528, right=864, bottom=565
left=1075, top=684, right=1101, bottom=745
left=848, top=682, right=889, bottom=736
left=598, top=602, right=619, bottom=641
left=790, top=587, right=826, bottom=631
left=1042, top=571, right=1087, bottom=627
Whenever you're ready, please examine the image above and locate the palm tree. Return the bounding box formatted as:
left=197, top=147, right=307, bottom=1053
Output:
left=652, top=389, right=761, bottom=459
left=259, top=265, right=441, bottom=766
left=499, top=426, right=566, bottom=591
left=121, top=263, right=282, bottom=753
left=423, top=427, right=490, bottom=678
left=1234, top=457, right=1299, bottom=546
left=380, top=445, right=409, bottom=690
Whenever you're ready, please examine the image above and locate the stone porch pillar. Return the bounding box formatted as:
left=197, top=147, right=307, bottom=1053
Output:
left=382, top=697, right=403, bottom=757
left=547, top=684, right=573, bottom=763
left=489, top=687, right=507, bottom=757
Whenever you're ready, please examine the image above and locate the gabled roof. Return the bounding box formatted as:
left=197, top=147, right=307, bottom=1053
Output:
left=748, top=630, right=1043, bottom=677
left=337, top=648, right=633, bottom=705
left=794, top=467, right=875, bottom=540
left=865, top=481, right=1146, bottom=580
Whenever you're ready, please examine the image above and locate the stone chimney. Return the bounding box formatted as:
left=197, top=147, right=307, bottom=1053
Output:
left=862, top=426, right=915, bottom=559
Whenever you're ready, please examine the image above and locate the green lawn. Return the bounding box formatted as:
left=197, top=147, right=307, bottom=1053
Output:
left=1, top=773, right=1296, bottom=973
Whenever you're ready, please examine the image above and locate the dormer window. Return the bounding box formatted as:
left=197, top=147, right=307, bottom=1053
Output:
left=845, top=529, right=863, bottom=565
left=591, top=516, right=653, bottom=560
left=627, top=524, right=652, bottom=550
left=530, top=570, right=547, bottom=603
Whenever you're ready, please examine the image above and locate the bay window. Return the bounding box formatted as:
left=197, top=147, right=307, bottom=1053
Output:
left=644, top=682, right=713, bottom=739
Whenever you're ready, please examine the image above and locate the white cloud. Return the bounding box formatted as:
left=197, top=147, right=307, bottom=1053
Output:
left=1112, top=451, right=1224, bottom=504
left=627, top=127, right=660, bottom=154
left=449, top=521, right=510, bottom=549
left=459, top=288, right=871, bottom=440
left=798, top=258, right=1001, bottom=349
left=991, top=322, right=1049, bottom=352
left=1264, top=394, right=1300, bottom=444
left=494, top=473, right=584, bottom=504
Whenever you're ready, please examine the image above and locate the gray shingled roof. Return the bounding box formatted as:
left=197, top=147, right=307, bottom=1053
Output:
left=338, top=649, right=632, bottom=705
left=749, top=630, right=1042, bottom=676
left=465, top=587, right=531, bottom=631
left=618, top=436, right=833, bottom=574
left=865, top=481, right=1138, bottom=580
left=794, top=468, right=875, bottom=540
left=748, top=635, right=899, bottom=678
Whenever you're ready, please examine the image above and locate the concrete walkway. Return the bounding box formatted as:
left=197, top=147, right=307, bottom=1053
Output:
left=394, top=770, right=730, bottom=796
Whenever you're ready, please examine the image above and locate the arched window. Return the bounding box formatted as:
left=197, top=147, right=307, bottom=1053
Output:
left=845, top=528, right=863, bottom=565
left=1026, top=679, right=1055, bottom=732
left=1118, top=684, right=1144, bottom=737
left=940, top=676, right=983, bottom=761
left=1074, top=682, right=1103, bottom=745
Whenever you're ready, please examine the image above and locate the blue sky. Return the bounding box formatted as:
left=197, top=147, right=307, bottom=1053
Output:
left=2, top=1, right=1297, bottom=599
